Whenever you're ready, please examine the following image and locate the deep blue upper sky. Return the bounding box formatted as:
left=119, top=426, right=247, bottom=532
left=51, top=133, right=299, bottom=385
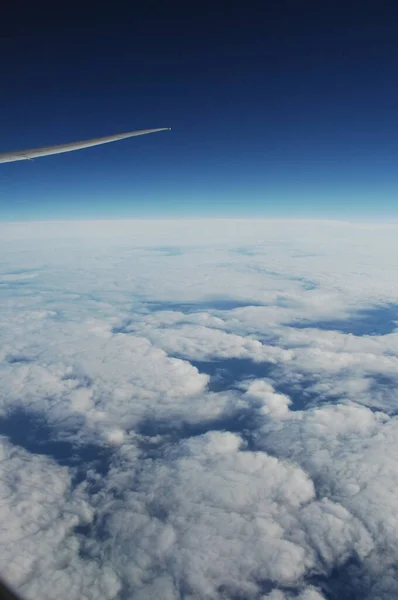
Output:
left=1, top=1, right=398, bottom=220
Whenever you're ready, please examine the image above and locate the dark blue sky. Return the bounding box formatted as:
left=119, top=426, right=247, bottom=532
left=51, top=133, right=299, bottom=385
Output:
left=1, top=1, right=398, bottom=220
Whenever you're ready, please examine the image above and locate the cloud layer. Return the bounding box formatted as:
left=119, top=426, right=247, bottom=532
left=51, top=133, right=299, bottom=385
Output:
left=1, top=219, right=398, bottom=599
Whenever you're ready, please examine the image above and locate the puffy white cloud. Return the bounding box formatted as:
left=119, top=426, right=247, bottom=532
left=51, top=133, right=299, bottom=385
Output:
left=127, top=321, right=292, bottom=363
left=98, top=431, right=318, bottom=598
left=93, top=424, right=380, bottom=598
left=0, top=318, right=221, bottom=444
left=255, top=399, right=398, bottom=598
left=0, top=436, right=120, bottom=600
left=244, top=379, right=292, bottom=417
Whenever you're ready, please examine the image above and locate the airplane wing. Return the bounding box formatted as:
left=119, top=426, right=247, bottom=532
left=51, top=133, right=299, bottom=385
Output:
left=0, top=127, right=171, bottom=164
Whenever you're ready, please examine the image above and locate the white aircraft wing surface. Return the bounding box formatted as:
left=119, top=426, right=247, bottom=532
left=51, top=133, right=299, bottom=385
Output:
left=0, top=127, right=171, bottom=163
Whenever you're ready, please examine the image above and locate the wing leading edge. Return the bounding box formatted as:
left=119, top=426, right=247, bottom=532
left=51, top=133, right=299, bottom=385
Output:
left=0, top=127, right=171, bottom=164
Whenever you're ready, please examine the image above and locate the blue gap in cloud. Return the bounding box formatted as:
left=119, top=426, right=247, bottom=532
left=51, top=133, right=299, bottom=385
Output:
left=144, top=299, right=266, bottom=312
left=0, top=408, right=115, bottom=545
left=135, top=358, right=275, bottom=452
left=0, top=268, right=42, bottom=277
left=150, top=246, right=183, bottom=256
left=241, top=259, right=318, bottom=291
left=136, top=403, right=260, bottom=454
left=0, top=280, right=35, bottom=288
left=261, top=269, right=318, bottom=291
left=135, top=358, right=314, bottom=455
left=189, top=357, right=275, bottom=392
left=308, top=555, right=366, bottom=600
left=290, top=304, right=398, bottom=336
left=5, top=354, right=34, bottom=364
left=189, top=357, right=314, bottom=411
left=0, top=408, right=112, bottom=486
left=233, top=247, right=259, bottom=256
left=0, top=408, right=141, bottom=546
left=210, top=581, right=307, bottom=600
left=362, top=374, right=398, bottom=414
